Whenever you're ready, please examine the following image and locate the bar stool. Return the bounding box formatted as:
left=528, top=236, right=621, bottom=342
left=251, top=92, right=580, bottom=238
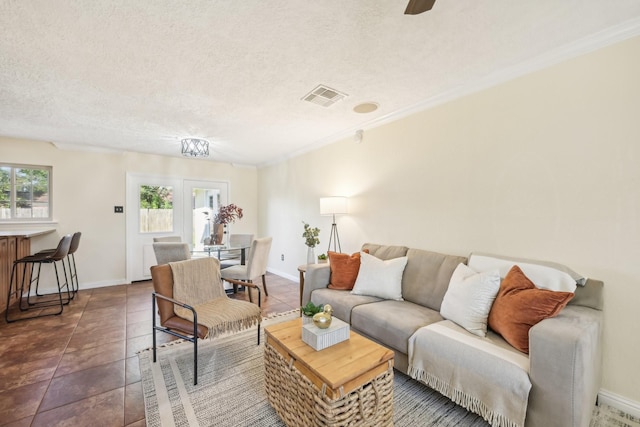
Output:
left=35, top=232, right=81, bottom=297
left=5, top=234, right=73, bottom=323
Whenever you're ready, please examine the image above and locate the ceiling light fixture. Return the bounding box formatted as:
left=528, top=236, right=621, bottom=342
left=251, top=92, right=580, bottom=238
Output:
left=353, top=102, right=379, bottom=113
left=181, top=138, right=210, bottom=157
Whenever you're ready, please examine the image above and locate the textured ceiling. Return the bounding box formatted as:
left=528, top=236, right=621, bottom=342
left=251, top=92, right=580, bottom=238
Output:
left=1, top=1, right=640, bottom=166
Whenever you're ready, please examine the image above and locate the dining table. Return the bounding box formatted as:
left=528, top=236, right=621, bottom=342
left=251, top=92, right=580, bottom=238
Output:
left=191, top=244, right=250, bottom=265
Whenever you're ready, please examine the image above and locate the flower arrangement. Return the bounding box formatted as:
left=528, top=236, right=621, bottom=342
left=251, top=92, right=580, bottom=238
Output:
left=302, top=222, right=320, bottom=248
left=214, top=204, right=243, bottom=225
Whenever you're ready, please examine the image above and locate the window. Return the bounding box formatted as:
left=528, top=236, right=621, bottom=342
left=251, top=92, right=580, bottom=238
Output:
left=0, top=164, right=52, bottom=221
left=139, top=185, right=173, bottom=232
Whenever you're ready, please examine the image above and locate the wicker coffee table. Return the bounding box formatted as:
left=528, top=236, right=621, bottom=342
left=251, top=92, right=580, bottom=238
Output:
left=264, top=318, right=394, bottom=426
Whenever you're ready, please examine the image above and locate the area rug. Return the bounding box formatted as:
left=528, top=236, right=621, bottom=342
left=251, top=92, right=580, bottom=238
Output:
left=139, top=310, right=628, bottom=427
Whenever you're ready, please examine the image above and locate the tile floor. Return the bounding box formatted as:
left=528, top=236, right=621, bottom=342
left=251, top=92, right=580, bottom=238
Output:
left=0, top=272, right=300, bottom=426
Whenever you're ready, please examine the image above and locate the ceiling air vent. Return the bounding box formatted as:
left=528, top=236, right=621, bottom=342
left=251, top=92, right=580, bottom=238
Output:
left=302, top=85, right=348, bottom=107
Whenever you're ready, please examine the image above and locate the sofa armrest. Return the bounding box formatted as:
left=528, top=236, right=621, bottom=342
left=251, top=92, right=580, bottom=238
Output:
left=301, top=264, right=331, bottom=306
left=526, top=305, right=603, bottom=427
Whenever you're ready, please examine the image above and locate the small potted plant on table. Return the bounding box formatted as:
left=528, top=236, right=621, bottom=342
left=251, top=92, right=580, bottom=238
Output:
left=317, top=253, right=328, bottom=264
left=301, top=301, right=324, bottom=324
left=302, top=222, right=320, bottom=264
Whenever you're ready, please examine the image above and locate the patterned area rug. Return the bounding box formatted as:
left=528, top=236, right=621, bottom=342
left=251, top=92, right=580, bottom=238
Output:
left=139, top=311, right=632, bottom=427
left=591, top=404, right=640, bottom=427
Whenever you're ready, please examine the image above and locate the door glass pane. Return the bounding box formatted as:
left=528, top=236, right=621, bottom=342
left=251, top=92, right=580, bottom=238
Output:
left=139, top=185, right=173, bottom=233
left=191, top=187, right=221, bottom=250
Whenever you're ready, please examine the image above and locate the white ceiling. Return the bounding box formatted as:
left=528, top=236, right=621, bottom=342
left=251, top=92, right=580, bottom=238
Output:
left=2, top=1, right=640, bottom=167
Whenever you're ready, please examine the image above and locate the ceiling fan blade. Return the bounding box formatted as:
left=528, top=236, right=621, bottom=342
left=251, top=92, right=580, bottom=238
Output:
left=404, top=0, right=436, bottom=15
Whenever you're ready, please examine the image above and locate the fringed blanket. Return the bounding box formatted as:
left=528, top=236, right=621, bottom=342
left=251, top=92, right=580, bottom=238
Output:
left=169, top=257, right=261, bottom=338
left=408, top=320, right=531, bottom=427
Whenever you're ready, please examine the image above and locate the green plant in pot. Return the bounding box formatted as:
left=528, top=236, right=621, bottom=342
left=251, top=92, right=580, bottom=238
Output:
left=317, top=253, right=328, bottom=263
left=301, top=301, right=324, bottom=323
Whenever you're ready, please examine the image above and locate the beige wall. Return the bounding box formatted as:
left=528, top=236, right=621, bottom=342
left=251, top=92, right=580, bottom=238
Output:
left=0, top=138, right=258, bottom=286
left=258, top=36, right=640, bottom=403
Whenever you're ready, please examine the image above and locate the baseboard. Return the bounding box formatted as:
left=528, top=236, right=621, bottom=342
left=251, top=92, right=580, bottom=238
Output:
left=599, top=388, right=640, bottom=418
left=27, top=279, right=129, bottom=295
left=267, top=267, right=298, bottom=282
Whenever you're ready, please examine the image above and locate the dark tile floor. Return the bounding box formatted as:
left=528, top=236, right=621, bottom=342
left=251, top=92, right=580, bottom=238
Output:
left=0, top=272, right=300, bottom=426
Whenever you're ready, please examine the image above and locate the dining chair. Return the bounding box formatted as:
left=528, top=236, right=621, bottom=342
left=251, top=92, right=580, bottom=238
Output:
left=152, top=242, right=190, bottom=265
left=153, top=236, right=182, bottom=242
left=220, top=237, right=272, bottom=305
left=219, top=233, right=254, bottom=269
left=150, top=257, right=262, bottom=385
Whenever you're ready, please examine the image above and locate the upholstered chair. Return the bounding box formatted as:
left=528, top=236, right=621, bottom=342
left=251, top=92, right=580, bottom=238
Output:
left=220, top=237, right=272, bottom=305
left=152, top=242, right=190, bottom=265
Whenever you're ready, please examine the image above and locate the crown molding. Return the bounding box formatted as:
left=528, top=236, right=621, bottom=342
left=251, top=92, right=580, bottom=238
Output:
left=259, top=17, right=640, bottom=169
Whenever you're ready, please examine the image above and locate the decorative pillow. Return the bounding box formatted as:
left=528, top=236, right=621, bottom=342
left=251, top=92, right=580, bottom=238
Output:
left=440, top=263, right=500, bottom=337
left=351, top=251, right=408, bottom=300
left=468, top=253, right=583, bottom=292
left=328, top=251, right=362, bottom=290
left=488, top=265, right=574, bottom=353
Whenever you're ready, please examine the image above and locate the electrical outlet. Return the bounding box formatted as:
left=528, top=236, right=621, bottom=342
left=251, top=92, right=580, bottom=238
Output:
left=281, top=254, right=284, bottom=261
left=114, top=206, right=124, bottom=213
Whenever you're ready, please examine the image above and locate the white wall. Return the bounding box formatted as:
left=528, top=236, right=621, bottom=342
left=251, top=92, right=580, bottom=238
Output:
left=0, top=138, right=258, bottom=287
left=258, top=36, right=640, bottom=404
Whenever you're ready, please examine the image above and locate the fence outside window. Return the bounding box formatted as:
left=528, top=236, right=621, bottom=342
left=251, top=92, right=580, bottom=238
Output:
left=0, top=164, right=52, bottom=221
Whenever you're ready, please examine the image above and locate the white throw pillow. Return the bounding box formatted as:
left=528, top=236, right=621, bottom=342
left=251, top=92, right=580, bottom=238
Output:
left=440, top=263, right=501, bottom=337
left=468, top=254, right=579, bottom=292
left=351, top=251, right=408, bottom=300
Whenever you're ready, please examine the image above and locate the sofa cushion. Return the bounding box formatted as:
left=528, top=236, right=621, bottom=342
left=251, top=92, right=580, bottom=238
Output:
left=351, top=251, right=408, bottom=300
left=361, top=243, right=408, bottom=260
left=488, top=265, right=574, bottom=353
left=351, top=300, right=443, bottom=354
left=328, top=251, right=362, bottom=290
left=440, top=263, right=500, bottom=337
left=310, top=288, right=381, bottom=323
left=402, top=248, right=467, bottom=311
left=468, top=252, right=584, bottom=292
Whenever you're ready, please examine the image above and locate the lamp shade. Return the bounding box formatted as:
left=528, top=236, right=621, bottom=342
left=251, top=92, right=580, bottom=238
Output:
left=320, top=197, right=348, bottom=216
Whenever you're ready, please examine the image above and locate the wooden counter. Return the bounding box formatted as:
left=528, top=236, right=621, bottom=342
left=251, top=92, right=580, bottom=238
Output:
left=1, top=228, right=56, bottom=313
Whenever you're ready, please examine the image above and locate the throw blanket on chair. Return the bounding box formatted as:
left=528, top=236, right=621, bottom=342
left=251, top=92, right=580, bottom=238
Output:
left=169, top=257, right=261, bottom=338
left=408, top=320, right=531, bottom=427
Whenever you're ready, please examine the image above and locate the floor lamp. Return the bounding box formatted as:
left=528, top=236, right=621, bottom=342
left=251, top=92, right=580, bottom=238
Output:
left=320, top=197, right=348, bottom=253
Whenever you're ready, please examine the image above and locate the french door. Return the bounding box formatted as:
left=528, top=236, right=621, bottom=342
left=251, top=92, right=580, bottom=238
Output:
left=182, top=180, right=228, bottom=251
left=125, top=174, right=228, bottom=282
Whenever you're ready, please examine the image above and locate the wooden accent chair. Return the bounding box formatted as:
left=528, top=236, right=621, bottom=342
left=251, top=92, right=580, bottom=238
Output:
left=150, top=257, right=262, bottom=385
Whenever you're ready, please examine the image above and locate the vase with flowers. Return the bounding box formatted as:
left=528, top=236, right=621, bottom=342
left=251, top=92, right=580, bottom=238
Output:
left=302, top=221, right=320, bottom=264
left=211, top=204, right=243, bottom=245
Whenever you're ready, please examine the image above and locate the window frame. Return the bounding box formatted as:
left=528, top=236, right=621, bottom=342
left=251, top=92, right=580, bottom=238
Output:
left=0, top=163, right=53, bottom=222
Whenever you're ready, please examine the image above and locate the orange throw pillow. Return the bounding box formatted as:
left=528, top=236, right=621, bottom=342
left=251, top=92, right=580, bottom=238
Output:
left=488, top=265, right=574, bottom=354
left=328, top=251, right=363, bottom=290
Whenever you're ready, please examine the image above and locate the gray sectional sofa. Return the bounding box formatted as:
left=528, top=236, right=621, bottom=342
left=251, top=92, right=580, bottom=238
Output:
left=301, top=243, right=603, bottom=427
